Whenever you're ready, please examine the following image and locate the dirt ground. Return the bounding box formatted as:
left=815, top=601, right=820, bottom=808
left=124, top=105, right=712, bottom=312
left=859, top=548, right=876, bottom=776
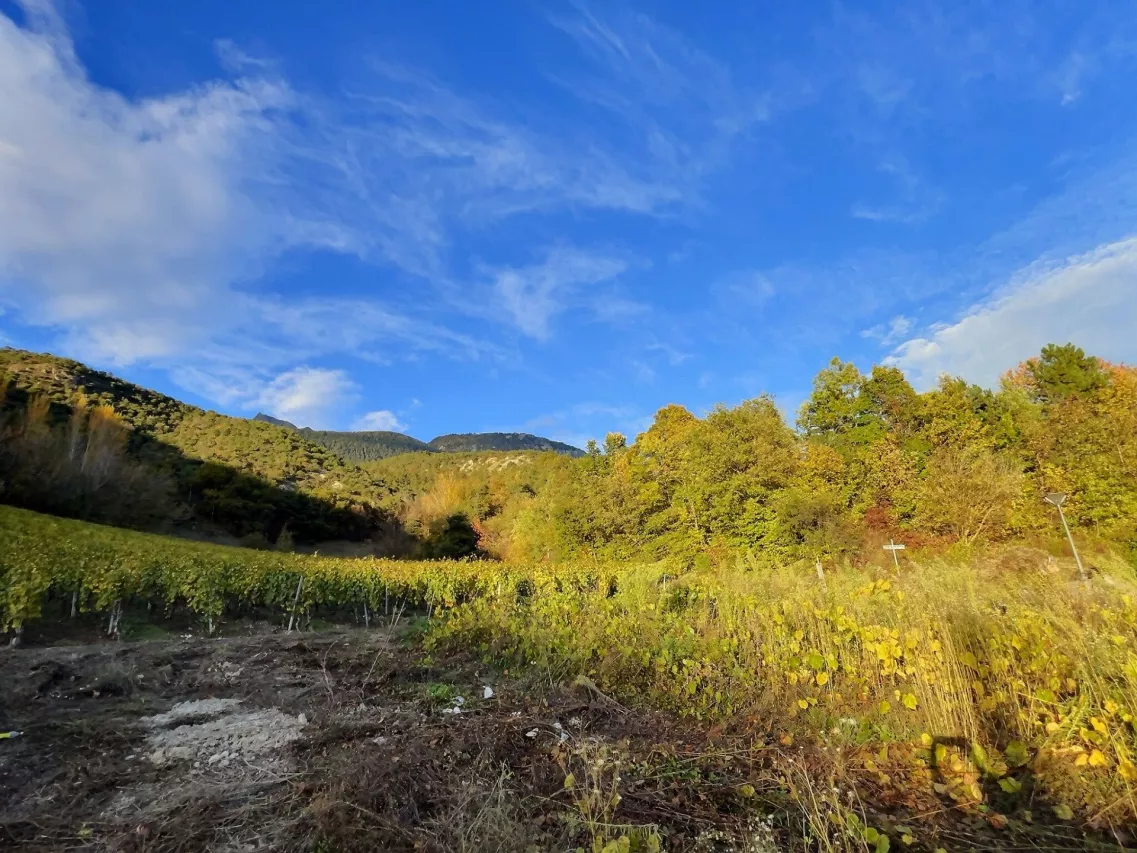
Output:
left=1, top=627, right=1127, bottom=853
left=0, top=627, right=784, bottom=853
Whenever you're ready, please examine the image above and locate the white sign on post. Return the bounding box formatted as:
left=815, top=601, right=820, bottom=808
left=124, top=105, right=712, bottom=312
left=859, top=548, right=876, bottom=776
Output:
left=882, top=539, right=906, bottom=568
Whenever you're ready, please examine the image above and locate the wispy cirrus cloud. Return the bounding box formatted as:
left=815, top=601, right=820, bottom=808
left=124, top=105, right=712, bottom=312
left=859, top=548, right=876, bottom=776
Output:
left=548, top=3, right=777, bottom=196
left=485, top=247, right=630, bottom=339
left=862, top=315, right=915, bottom=347
left=0, top=1, right=711, bottom=428
left=825, top=1, right=1137, bottom=113
left=851, top=157, right=943, bottom=224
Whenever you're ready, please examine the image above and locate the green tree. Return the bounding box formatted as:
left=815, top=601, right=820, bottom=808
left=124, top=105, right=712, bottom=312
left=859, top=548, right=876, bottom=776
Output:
left=798, top=358, right=867, bottom=438
left=912, top=447, right=1023, bottom=544
left=1025, top=343, right=1109, bottom=404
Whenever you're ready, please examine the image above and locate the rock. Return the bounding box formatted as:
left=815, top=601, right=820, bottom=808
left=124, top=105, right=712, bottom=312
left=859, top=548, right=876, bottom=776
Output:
left=148, top=749, right=166, bottom=766
left=297, top=713, right=307, bottom=725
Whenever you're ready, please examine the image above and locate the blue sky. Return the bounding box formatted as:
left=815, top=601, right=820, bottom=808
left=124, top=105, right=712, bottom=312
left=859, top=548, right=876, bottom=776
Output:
left=2, top=0, right=1137, bottom=447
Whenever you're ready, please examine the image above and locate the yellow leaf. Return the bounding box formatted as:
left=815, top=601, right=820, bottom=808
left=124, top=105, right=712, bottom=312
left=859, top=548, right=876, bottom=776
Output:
left=879, top=700, right=892, bottom=715
left=816, top=672, right=829, bottom=687
left=798, top=699, right=809, bottom=710
left=1053, top=804, right=1074, bottom=821
left=1088, top=749, right=1108, bottom=767
left=902, top=693, right=918, bottom=711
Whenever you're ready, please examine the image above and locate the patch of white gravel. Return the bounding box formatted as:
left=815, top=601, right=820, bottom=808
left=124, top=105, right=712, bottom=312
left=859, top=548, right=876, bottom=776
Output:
left=141, top=698, right=306, bottom=768
left=142, top=697, right=243, bottom=728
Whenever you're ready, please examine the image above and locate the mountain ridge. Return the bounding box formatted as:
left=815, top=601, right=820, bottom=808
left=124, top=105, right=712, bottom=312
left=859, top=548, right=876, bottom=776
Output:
left=251, top=413, right=583, bottom=461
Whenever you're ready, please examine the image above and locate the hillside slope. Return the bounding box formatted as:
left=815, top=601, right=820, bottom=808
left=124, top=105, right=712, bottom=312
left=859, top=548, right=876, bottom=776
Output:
left=0, top=348, right=398, bottom=544
left=253, top=411, right=583, bottom=461
left=427, top=432, right=584, bottom=456
left=299, top=428, right=431, bottom=460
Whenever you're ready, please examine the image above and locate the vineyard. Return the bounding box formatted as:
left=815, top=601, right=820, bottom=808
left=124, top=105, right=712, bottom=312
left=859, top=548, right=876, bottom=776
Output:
left=4, top=504, right=1137, bottom=847
left=0, top=504, right=596, bottom=635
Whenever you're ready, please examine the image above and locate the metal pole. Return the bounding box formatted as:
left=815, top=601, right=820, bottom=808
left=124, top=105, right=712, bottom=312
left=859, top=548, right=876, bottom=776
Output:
left=1056, top=505, right=1087, bottom=580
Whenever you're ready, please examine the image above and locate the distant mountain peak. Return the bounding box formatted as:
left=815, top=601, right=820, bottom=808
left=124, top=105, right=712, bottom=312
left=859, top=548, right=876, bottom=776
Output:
left=248, top=409, right=583, bottom=461
left=253, top=412, right=298, bottom=430
left=428, top=432, right=584, bottom=457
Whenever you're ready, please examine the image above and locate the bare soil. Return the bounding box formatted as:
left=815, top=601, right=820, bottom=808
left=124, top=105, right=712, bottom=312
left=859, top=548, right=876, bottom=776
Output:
left=0, top=628, right=773, bottom=852
left=1, top=628, right=1126, bottom=852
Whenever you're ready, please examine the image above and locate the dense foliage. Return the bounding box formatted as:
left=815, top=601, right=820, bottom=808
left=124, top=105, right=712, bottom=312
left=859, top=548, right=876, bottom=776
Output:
left=365, top=451, right=577, bottom=560
left=467, top=345, right=1136, bottom=565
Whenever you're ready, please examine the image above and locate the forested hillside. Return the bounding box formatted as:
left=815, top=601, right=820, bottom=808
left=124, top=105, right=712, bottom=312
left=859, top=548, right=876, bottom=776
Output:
left=364, top=344, right=1137, bottom=566
left=427, top=433, right=584, bottom=456
left=252, top=412, right=582, bottom=462
left=295, top=428, right=432, bottom=460
left=365, top=450, right=576, bottom=559
left=252, top=413, right=434, bottom=460
left=0, top=348, right=400, bottom=545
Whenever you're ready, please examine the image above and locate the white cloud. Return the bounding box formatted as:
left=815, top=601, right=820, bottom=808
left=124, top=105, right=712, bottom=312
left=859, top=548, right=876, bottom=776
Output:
left=488, top=247, right=628, bottom=339
left=862, top=314, right=914, bottom=346
left=0, top=3, right=694, bottom=411
left=353, top=410, right=407, bottom=432
left=254, top=367, right=358, bottom=429
left=889, top=237, right=1137, bottom=388
left=0, top=6, right=300, bottom=365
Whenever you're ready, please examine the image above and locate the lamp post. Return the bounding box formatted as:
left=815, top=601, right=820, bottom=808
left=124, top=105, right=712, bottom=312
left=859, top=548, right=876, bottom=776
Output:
left=1044, top=493, right=1087, bottom=581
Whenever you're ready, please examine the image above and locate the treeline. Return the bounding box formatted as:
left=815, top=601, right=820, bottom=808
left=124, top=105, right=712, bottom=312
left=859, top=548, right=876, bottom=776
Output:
left=383, top=344, right=1137, bottom=565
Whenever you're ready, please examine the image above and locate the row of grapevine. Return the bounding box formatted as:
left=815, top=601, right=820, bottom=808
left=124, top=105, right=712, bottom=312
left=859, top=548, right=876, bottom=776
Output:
left=0, top=505, right=624, bottom=632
